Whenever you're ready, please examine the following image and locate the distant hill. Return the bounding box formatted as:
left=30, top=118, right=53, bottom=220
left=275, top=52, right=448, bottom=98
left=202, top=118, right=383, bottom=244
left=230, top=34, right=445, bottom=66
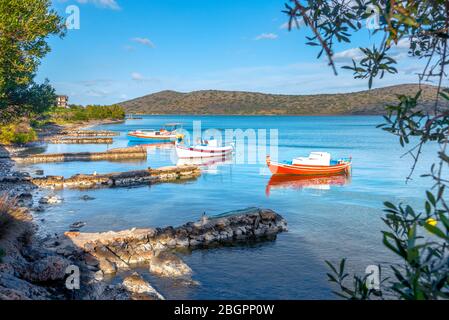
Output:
left=119, top=84, right=444, bottom=115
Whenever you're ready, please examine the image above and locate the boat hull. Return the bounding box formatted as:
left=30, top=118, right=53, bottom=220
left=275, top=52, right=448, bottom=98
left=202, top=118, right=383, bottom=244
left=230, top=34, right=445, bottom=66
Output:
left=127, top=133, right=180, bottom=142
left=266, top=156, right=351, bottom=176
left=176, top=145, right=233, bottom=158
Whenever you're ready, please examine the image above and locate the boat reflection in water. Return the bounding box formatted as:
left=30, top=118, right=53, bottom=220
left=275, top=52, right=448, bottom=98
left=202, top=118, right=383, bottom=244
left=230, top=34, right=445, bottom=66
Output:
left=265, top=174, right=351, bottom=196
left=127, top=141, right=175, bottom=150
left=177, top=156, right=232, bottom=174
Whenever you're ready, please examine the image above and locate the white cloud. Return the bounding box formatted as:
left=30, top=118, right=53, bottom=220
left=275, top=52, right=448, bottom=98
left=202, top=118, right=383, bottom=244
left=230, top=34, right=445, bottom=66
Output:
left=73, top=0, right=120, bottom=10
left=131, top=72, right=144, bottom=81
left=132, top=37, right=155, bottom=48
left=333, top=48, right=364, bottom=62
left=130, top=72, right=160, bottom=84
left=333, top=38, right=411, bottom=63
left=255, top=33, right=278, bottom=40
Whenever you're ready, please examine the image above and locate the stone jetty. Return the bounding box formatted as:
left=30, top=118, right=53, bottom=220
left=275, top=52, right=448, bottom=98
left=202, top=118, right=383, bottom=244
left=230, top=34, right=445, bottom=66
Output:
left=31, top=165, right=201, bottom=189
left=64, top=208, right=287, bottom=277
left=60, top=130, right=119, bottom=137
left=12, top=146, right=147, bottom=164
left=48, top=137, right=113, bottom=144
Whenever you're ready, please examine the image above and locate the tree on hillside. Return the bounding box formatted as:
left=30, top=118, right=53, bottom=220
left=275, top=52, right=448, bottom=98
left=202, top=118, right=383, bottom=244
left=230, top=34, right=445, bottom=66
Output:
left=283, top=0, right=449, bottom=299
left=0, top=0, right=64, bottom=123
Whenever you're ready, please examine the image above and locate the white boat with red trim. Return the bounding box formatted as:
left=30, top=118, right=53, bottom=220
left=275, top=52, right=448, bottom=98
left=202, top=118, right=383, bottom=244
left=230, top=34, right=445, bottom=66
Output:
left=175, top=140, right=234, bottom=158
left=127, top=123, right=184, bottom=142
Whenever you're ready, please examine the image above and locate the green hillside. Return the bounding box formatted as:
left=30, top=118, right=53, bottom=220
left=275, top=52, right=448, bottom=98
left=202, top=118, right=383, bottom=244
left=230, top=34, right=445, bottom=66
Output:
left=119, top=84, right=444, bottom=115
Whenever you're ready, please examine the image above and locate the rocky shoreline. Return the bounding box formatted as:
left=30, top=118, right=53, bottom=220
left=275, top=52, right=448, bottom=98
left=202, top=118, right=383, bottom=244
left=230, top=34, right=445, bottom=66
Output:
left=0, top=120, right=288, bottom=300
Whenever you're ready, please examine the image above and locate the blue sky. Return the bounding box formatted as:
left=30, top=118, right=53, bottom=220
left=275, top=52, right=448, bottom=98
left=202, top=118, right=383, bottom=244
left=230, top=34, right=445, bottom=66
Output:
left=38, top=0, right=425, bottom=105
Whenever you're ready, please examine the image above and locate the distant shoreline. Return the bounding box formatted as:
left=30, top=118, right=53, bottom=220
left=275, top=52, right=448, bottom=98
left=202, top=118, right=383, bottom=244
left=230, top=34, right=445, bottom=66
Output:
left=126, top=113, right=384, bottom=117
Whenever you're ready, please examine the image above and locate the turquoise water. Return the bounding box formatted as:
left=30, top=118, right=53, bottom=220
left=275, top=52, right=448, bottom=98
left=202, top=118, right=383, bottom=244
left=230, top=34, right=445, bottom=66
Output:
left=19, top=116, right=437, bottom=299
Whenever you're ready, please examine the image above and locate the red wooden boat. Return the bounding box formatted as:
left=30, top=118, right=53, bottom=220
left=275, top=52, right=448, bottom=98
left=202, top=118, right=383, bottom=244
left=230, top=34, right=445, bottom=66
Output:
left=266, top=153, right=352, bottom=176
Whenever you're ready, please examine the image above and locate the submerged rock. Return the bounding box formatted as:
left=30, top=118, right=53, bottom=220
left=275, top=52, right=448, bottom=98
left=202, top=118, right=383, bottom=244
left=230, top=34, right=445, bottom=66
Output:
left=122, top=272, right=164, bottom=300
left=94, top=270, right=104, bottom=282
left=17, top=192, right=33, bottom=207
left=39, top=195, right=63, bottom=205
left=79, top=195, right=95, bottom=201
left=70, top=221, right=87, bottom=230
left=149, top=251, right=192, bottom=278
left=32, top=205, right=45, bottom=213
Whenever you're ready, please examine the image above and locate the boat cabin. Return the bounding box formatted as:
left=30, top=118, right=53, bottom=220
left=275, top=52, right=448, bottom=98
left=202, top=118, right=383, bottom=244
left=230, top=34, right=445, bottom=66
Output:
left=292, top=152, right=331, bottom=166
left=202, top=140, right=218, bottom=147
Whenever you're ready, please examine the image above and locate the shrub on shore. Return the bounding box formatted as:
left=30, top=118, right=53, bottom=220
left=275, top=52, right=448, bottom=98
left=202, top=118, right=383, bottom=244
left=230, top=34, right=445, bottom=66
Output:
left=0, top=195, right=16, bottom=235
left=0, top=122, right=37, bottom=145
left=0, top=195, right=29, bottom=262
left=49, top=104, right=125, bottom=123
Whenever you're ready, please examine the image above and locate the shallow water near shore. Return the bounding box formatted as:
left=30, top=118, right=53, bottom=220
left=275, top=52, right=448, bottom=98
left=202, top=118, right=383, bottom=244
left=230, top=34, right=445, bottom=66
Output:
left=17, top=115, right=437, bottom=299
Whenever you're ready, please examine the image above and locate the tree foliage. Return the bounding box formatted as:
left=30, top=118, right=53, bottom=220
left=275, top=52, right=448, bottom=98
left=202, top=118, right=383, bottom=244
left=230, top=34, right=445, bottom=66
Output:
left=0, top=0, right=65, bottom=122
left=283, top=0, right=449, bottom=299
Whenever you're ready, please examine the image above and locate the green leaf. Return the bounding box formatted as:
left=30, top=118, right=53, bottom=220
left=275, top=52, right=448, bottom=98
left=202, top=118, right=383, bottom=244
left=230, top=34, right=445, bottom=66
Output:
left=384, top=202, right=398, bottom=211
left=423, top=223, right=447, bottom=239
left=339, top=258, right=346, bottom=277
left=325, top=260, right=338, bottom=275
left=425, top=201, right=431, bottom=215
left=439, top=213, right=449, bottom=230
left=426, top=191, right=436, bottom=206
left=383, top=232, right=407, bottom=258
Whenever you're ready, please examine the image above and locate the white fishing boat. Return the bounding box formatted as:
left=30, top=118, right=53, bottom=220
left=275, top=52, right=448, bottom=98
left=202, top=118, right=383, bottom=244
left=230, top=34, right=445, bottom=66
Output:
left=175, top=140, right=234, bottom=158
left=127, top=123, right=184, bottom=142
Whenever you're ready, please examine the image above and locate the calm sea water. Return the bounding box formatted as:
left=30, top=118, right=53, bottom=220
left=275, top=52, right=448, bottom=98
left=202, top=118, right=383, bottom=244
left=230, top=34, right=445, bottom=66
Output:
left=18, top=116, right=437, bottom=299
